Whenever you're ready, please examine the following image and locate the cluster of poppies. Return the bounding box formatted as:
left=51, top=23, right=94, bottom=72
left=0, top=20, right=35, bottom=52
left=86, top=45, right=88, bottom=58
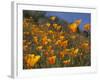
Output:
left=23, top=16, right=91, bottom=69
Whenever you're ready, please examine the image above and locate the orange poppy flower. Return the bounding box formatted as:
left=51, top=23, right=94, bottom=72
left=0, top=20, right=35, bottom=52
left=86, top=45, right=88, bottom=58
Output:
left=33, top=36, right=38, bottom=44
left=48, top=56, right=56, bottom=65
left=59, top=51, right=65, bottom=58
left=55, top=40, right=61, bottom=45
left=59, top=35, right=65, bottom=40
left=47, top=46, right=52, bottom=51
left=42, top=36, right=48, bottom=45
left=24, top=54, right=41, bottom=68
left=36, top=46, right=43, bottom=51
left=81, top=42, right=89, bottom=49
left=69, top=23, right=78, bottom=33
left=84, top=23, right=90, bottom=31
left=63, top=59, right=71, bottom=65
left=60, top=40, right=68, bottom=47
left=47, top=39, right=52, bottom=43
left=74, top=19, right=82, bottom=26
left=71, top=48, right=79, bottom=57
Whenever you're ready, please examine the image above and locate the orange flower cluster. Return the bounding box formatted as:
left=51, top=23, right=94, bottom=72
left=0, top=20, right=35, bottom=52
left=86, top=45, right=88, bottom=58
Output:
left=23, top=15, right=91, bottom=69
left=24, top=54, right=41, bottom=69
left=69, top=19, right=82, bottom=33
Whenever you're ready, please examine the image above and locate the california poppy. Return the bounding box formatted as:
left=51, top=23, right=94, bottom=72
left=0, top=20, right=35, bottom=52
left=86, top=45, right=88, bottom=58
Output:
left=48, top=56, right=56, bottom=65
left=33, top=36, right=38, bottom=44
left=24, top=54, right=41, bottom=68
left=63, top=59, right=71, bottom=65
left=84, top=23, right=90, bottom=31
left=69, top=23, right=78, bottom=33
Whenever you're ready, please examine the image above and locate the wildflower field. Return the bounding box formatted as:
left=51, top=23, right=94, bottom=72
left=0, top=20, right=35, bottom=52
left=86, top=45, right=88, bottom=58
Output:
left=23, top=10, right=91, bottom=69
